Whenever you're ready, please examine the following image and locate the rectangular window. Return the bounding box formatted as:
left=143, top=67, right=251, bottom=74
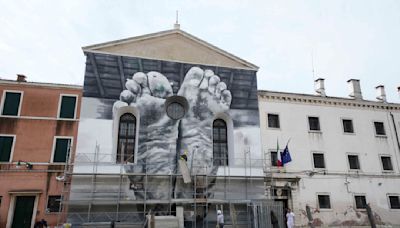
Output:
left=270, top=151, right=278, bottom=167
left=59, top=95, right=77, bottom=119
left=0, top=136, right=14, bottom=162
left=1, top=91, right=22, bottom=116
left=381, top=156, right=393, bottom=171
left=308, top=117, right=320, bottom=131
left=374, top=122, right=386, bottom=136
left=268, top=114, right=280, bottom=128
left=348, top=155, right=360, bottom=170
left=318, top=194, right=331, bottom=209
left=355, top=195, right=367, bottom=209
left=342, top=119, right=354, bottom=133
left=313, top=153, right=325, bottom=169
left=53, top=138, right=71, bottom=163
left=389, top=195, right=400, bottom=209
left=47, top=195, right=62, bottom=213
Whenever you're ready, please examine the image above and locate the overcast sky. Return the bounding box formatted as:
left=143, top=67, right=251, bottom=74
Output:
left=1, top=0, right=399, bottom=102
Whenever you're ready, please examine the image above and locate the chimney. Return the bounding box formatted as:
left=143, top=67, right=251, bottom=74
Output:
left=347, top=79, right=362, bottom=100
left=17, top=74, right=27, bottom=82
left=314, top=78, right=326, bottom=96
left=375, top=85, right=386, bottom=102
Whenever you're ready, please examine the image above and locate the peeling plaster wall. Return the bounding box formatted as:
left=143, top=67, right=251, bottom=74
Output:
left=259, top=94, right=400, bottom=226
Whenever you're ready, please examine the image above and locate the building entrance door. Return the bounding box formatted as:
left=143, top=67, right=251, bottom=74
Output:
left=11, top=196, right=36, bottom=228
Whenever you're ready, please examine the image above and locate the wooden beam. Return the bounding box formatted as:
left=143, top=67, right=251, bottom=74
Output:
left=138, top=58, right=143, bottom=72
left=158, top=60, right=162, bottom=72
left=88, top=53, right=105, bottom=97
left=246, top=74, right=256, bottom=108
left=117, top=56, right=125, bottom=89
left=179, top=63, right=184, bottom=86
left=228, top=71, right=234, bottom=90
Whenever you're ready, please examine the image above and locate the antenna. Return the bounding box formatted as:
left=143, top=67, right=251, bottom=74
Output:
left=174, top=10, right=180, bottom=29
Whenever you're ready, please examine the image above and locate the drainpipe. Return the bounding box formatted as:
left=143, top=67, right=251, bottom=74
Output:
left=390, top=112, right=400, bottom=153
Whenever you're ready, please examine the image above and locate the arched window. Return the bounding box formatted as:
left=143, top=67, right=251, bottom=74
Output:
left=213, top=119, right=228, bottom=166
left=117, top=113, right=136, bottom=163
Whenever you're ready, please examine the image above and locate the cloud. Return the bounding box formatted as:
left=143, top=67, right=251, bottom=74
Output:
left=0, top=0, right=399, bottom=101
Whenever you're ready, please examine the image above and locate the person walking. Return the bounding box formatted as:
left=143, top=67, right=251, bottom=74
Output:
left=217, top=210, right=224, bottom=228
left=286, top=208, right=295, bottom=228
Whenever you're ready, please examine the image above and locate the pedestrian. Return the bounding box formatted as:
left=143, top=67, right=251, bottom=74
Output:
left=286, top=208, right=295, bottom=228
left=270, top=210, right=279, bottom=228
left=34, top=219, right=48, bottom=228
left=217, top=209, right=224, bottom=228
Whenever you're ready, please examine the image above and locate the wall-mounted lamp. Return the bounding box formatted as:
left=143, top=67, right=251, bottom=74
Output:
left=16, top=160, right=33, bottom=169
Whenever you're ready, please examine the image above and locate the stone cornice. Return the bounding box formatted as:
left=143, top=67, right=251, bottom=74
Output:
left=258, top=90, right=400, bottom=111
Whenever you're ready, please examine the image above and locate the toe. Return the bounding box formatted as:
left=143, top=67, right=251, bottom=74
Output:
left=199, top=69, right=214, bottom=90
left=208, top=75, right=220, bottom=94
left=132, top=72, right=151, bottom=95
left=147, top=72, right=173, bottom=98
left=183, top=67, right=204, bottom=87
left=221, top=90, right=232, bottom=108
left=125, top=79, right=141, bottom=95
left=120, top=89, right=136, bottom=104
left=215, top=82, right=227, bottom=99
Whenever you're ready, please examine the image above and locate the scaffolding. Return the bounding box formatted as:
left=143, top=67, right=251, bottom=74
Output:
left=58, top=144, right=282, bottom=228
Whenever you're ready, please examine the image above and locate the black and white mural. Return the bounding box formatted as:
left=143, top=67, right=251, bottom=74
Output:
left=73, top=52, right=264, bottom=220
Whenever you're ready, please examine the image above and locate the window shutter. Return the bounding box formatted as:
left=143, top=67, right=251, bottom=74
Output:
left=59, top=96, right=76, bottom=119
left=0, top=136, right=13, bottom=162
left=53, top=139, right=70, bottom=162
left=2, top=92, right=21, bottom=116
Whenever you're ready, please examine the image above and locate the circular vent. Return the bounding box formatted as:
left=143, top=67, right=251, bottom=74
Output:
left=165, top=96, right=189, bottom=120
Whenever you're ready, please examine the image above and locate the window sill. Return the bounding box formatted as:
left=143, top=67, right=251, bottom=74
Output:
left=45, top=212, right=61, bottom=214
left=267, top=127, right=281, bottom=130
left=375, top=135, right=387, bottom=138
left=308, top=130, right=322, bottom=134
left=0, top=114, right=20, bottom=118
left=57, top=117, right=76, bottom=121
left=313, top=168, right=327, bottom=172
left=348, top=169, right=362, bottom=173
left=317, top=208, right=333, bottom=211
left=355, top=208, right=367, bottom=211
left=343, top=132, right=355, bottom=135
left=382, top=170, right=395, bottom=173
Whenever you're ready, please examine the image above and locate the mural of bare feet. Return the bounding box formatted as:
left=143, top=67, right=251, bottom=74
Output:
left=113, top=71, right=178, bottom=199
left=176, top=67, right=232, bottom=198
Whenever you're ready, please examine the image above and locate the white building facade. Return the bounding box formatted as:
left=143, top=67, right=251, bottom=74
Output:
left=259, top=80, right=400, bottom=226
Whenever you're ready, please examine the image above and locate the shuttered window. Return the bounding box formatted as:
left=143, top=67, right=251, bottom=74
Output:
left=313, top=153, right=325, bottom=169
left=59, top=96, right=76, bottom=119
left=381, top=156, right=393, bottom=171
left=2, top=92, right=21, bottom=116
left=355, top=195, right=367, bottom=209
left=53, top=138, right=71, bottom=162
left=0, top=136, right=14, bottom=162
left=267, top=114, right=280, bottom=128
left=342, top=119, right=354, bottom=133
left=308, top=117, right=320, bottom=131
left=389, top=196, right=400, bottom=209
left=318, top=195, right=331, bottom=209
left=374, top=122, right=386, bottom=136
left=348, top=155, right=360, bottom=170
